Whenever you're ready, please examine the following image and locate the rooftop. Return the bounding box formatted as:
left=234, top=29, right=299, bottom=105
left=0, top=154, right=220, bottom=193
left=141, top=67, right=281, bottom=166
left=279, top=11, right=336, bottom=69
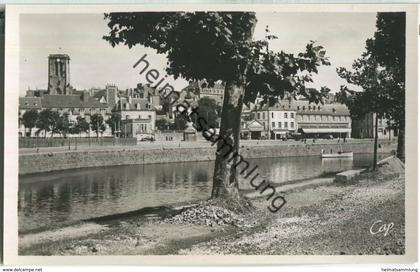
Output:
left=19, top=97, right=42, bottom=109
left=41, top=94, right=107, bottom=109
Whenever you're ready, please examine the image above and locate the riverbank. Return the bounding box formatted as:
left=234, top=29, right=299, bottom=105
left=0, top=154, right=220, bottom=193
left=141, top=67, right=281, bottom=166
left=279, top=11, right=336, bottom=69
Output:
left=19, top=139, right=396, bottom=175
left=19, top=157, right=405, bottom=256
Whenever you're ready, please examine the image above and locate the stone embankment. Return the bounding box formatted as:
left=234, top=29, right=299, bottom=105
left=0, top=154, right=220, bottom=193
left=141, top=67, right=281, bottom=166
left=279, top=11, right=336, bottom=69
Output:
left=19, top=141, right=396, bottom=175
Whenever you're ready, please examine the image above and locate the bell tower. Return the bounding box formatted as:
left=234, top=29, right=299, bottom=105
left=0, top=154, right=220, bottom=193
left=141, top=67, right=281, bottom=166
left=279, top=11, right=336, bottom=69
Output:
left=48, top=54, right=70, bottom=95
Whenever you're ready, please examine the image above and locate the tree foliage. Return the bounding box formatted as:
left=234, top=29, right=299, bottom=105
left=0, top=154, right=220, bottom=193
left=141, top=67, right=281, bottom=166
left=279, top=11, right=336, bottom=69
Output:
left=336, top=55, right=395, bottom=120
left=104, top=12, right=330, bottom=105
left=337, top=12, right=405, bottom=125
left=104, top=12, right=331, bottom=201
left=71, top=116, right=90, bottom=136
left=35, top=109, right=60, bottom=138
left=197, top=97, right=221, bottom=129
left=367, top=12, right=405, bottom=128
left=21, top=110, right=39, bottom=135
left=90, top=113, right=105, bottom=137
left=155, top=118, right=171, bottom=131
left=55, top=113, right=70, bottom=137
left=337, top=12, right=405, bottom=162
left=174, top=114, right=188, bottom=130
left=106, top=112, right=121, bottom=135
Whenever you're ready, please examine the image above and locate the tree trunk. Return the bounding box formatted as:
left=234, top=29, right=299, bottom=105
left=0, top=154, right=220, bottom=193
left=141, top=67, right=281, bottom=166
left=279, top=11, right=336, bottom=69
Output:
left=397, top=123, right=405, bottom=162
left=373, top=113, right=379, bottom=170
left=211, top=80, right=245, bottom=201
left=210, top=15, right=256, bottom=206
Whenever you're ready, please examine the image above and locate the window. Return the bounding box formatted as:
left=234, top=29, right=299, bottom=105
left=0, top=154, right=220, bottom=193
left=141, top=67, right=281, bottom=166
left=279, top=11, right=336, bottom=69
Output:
left=138, top=115, right=142, bottom=119
left=303, top=106, right=306, bottom=110
left=318, top=106, right=321, bottom=110
left=291, top=113, right=294, bottom=118
left=291, top=122, right=294, bottom=128
left=272, top=122, right=275, bottom=128
left=257, top=113, right=261, bottom=119
left=297, top=106, right=300, bottom=110
left=278, top=122, right=282, bottom=128
left=271, top=112, right=274, bottom=118
left=284, top=122, right=288, bottom=128
left=262, top=112, right=265, bottom=119
left=284, top=113, right=288, bottom=118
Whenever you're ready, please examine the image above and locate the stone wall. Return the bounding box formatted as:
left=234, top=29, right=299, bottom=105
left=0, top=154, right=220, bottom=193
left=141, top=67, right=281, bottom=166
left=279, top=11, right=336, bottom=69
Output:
left=19, top=141, right=396, bottom=175
left=19, top=137, right=137, bottom=148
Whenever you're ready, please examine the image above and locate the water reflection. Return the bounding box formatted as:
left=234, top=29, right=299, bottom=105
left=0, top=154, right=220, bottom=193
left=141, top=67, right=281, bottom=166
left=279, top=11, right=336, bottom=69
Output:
left=19, top=153, right=382, bottom=232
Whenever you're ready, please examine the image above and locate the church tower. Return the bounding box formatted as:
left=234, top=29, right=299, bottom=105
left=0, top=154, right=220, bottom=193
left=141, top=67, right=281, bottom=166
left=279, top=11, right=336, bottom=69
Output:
left=48, top=54, right=70, bottom=95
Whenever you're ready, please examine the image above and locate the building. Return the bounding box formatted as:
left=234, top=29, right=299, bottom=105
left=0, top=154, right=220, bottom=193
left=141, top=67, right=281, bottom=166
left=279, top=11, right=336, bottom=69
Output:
left=352, top=113, right=397, bottom=140
left=117, top=96, right=156, bottom=138
left=19, top=54, right=120, bottom=137
left=18, top=97, right=42, bottom=137
left=251, top=106, right=269, bottom=138
left=92, top=84, right=119, bottom=111
left=181, top=80, right=225, bottom=106
left=267, top=103, right=296, bottom=140
left=48, top=54, right=71, bottom=95
left=249, top=103, right=296, bottom=140
left=243, top=98, right=351, bottom=140
left=19, top=92, right=108, bottom=137
left=291, top=100, right=351, bottom=139
left=240, top=120, right=265, bottom=140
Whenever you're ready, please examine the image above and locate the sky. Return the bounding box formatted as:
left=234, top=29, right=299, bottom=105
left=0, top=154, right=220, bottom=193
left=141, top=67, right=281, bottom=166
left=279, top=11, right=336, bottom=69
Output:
left=19, top=12, right=377, bottom=96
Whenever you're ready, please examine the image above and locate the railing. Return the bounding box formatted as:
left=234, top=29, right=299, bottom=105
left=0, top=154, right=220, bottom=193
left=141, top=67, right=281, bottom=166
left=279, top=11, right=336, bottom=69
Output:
left=19, top=137, right=137, bottom=148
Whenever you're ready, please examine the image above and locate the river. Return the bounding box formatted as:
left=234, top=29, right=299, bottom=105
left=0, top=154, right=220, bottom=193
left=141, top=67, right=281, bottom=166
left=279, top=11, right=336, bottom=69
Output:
left=18, top=153, right=385, bottom=233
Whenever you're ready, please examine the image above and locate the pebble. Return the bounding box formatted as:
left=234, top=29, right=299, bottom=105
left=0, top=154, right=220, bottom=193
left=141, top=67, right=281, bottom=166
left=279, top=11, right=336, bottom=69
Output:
left=163, top=203, right=254, bottom=228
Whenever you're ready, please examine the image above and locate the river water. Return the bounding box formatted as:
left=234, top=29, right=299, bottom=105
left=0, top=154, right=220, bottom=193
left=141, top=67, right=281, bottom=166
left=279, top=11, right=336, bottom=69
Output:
left=19, top=153, right=384, bottom=232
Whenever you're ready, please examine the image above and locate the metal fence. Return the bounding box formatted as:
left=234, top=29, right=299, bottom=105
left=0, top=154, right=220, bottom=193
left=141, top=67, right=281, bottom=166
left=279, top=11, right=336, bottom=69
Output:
left=19, top=137, right=137, bottom=148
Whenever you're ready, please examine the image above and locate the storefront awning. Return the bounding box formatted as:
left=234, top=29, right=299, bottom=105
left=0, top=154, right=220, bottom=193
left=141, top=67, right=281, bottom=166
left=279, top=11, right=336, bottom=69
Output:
left=248, top=127, right=264, bottom=132
left=301, top=128, right=351, bottom=133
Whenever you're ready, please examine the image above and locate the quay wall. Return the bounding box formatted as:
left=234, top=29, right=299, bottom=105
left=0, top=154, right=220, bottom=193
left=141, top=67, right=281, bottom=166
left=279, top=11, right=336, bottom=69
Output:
left=19, top=141, right=396, bottom=175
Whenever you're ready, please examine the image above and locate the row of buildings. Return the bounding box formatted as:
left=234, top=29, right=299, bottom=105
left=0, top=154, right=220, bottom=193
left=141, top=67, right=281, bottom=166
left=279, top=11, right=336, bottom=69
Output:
left=19, top=53, right=396, bottom=141
left=241, top=100, right=352, bottom=140
left=19, top=54, right=158, bottom=138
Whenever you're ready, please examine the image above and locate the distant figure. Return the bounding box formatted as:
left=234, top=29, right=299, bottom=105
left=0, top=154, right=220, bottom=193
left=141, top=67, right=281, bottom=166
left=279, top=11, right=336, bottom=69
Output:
left=330, top=148, right=333, bottom=154
left=338, top=138, right=340, bottom=143
left=313, top=138, right=315, bottom=143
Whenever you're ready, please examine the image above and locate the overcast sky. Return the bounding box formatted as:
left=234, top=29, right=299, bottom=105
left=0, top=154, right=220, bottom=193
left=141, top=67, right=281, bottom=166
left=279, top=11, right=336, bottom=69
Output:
left=19, top=12, right=377, bottom=96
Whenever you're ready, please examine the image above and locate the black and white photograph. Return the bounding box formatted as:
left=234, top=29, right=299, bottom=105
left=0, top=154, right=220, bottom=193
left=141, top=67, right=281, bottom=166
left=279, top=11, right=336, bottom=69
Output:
left=2, top=3, right=418, bottom=265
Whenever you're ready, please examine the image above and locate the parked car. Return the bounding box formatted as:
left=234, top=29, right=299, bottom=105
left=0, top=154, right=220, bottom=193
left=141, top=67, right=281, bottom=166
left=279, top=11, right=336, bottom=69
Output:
left=139, top=135, right=155, bottom=142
